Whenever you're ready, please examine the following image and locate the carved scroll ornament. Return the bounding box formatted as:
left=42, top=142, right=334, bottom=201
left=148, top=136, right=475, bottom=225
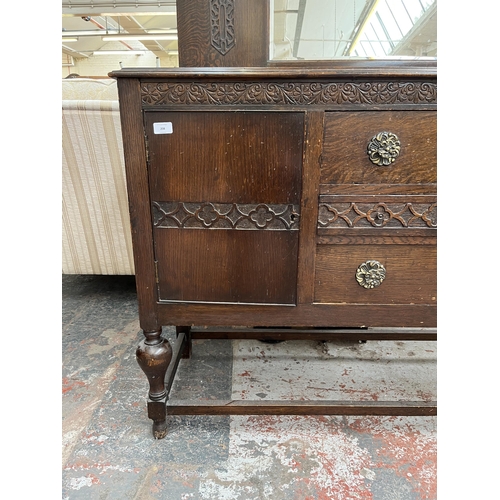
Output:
left=141, top=81, right=437, bottom=107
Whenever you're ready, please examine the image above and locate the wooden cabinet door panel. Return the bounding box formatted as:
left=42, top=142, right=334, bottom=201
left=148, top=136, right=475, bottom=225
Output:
left=154, top=229, right=298, bottom=304
left=145, top=111, right=304, bottom=203
left=145, top=111, right=304, bottom=305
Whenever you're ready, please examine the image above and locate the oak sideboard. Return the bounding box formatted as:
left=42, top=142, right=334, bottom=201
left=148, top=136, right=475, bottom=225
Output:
left=110, top=64, right=437, bottom=438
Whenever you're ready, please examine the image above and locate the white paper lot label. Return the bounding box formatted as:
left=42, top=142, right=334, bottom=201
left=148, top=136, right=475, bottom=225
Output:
left=153, top=122, right=173, bottom=134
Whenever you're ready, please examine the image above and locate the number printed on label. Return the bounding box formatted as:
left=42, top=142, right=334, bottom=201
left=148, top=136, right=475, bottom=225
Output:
left=153, top=122, right=173, bottom=134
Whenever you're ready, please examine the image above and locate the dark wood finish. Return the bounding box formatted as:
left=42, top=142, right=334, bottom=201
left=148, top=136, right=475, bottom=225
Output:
left=113, top=64, right=438, bottom=79
left=320, top=184, right=437, bottom=195
left=154, top=229, right=299, bottom=304
left=116, top=79, right=176, bottom=439
left=114, top=78, right=159, bottom=331
left=176, top=0, right=269, bottom=67
left=321, top=111, right=437, bottom=186
left=317, top=194, right=436, bottom=233
left=176, top=326, right=192, bottom=358
left=317, top=234, right=436, bottom=245
left=145, top=110, right=304, bottom=305
left=189, top=326, right=437, bottom=341
left=135, top=328, right=172, bottom=439
left=297, top=111, right=324, bottom=304
left=266, top=59, right=438, bottom=75
left=110, top=64, right=437, bottom=438
left=144, top=111, right=304, bottom=204
left=167, top=400, right=436, bottom=416
left=314, top=244, right=437, bottom=305
left=164, top=330, right=187, bottom=395
left=156, top=302, right=436, bottom=328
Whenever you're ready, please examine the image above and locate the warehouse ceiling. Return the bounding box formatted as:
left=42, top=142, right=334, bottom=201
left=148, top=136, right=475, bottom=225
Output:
left=62, top=1, right=178, bottom=61
left=62, top=1, right=436, bottom=63
left=272, top=0, right=437, bottom=60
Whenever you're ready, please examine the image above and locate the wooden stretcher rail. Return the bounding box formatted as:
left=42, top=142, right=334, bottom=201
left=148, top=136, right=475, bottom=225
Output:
left=167, top=400, right=437, bottom=416
left=165, top=331, right=187, bottom=396
left=164, top=328, right=437, bottom=418
left=189, top=327, right=437, bottom=341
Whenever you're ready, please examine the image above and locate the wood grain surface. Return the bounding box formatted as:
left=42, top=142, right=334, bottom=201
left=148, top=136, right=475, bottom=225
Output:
left=321, top=111, right=436, bottom=185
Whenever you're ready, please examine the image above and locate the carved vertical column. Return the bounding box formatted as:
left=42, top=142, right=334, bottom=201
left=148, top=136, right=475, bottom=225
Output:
left=176, top=0, right=269, bottom=67
left=210, top=0, right=236, bottom=55
left=136, top=328, right=173, bottom=439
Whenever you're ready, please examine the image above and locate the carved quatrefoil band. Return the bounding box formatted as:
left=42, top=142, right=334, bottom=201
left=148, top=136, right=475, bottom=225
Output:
left=367, top=132, right=401, bottom=166
left=152, top=202, right=300, bottom=231
left=317, top=201, right=437, bottom=229
left=356, top=260, right=386, bottom=289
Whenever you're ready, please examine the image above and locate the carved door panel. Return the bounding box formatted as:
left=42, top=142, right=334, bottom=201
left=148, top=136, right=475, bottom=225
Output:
left=144, top=111, right=304, bottom=304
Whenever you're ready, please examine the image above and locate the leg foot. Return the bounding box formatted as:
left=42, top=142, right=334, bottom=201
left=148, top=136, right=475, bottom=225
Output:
left=147, top=396, right=168, bottom=439
left=153, top=420, right=168, bottom=440
left=136, top=328, right=172, bottom=439
left=153, top=420, right=167, bottom=439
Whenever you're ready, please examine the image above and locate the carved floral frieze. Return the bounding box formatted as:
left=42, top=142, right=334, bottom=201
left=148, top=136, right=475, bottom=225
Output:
left=141, top=81, right=437, bottom=106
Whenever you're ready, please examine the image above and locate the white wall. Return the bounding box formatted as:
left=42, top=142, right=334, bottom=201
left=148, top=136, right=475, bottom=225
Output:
left=62, top=52, right=178, bottom=78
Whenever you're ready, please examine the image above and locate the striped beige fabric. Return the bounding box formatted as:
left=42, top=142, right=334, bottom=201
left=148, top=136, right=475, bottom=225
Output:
left=62, top=78, right=119, bottom=100
left=62, top=99, right=135, bottom=275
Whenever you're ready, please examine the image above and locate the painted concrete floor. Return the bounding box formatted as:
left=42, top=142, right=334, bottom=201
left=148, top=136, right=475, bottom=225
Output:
left=62, top=274, right=437, bottom=500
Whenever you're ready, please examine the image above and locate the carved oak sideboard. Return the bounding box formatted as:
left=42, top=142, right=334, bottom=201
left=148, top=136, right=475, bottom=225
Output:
left=110, top=64, right=437, bottom=438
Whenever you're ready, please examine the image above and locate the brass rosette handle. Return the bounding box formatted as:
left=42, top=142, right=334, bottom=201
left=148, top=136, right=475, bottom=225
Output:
left=367, top=131, right=401, bottom=166
left=356, top=260, right=386, bottom=289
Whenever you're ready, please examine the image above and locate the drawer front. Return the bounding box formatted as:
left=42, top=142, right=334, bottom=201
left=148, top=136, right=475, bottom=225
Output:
left=321, top=111, right=436, bottom=186
left=317, top=194, right=437, bottom=233
left=314, top=243, right=436, bottom=305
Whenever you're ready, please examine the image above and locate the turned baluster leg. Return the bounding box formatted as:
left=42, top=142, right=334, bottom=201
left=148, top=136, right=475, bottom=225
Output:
left=136, top=328, right=172, bottom=439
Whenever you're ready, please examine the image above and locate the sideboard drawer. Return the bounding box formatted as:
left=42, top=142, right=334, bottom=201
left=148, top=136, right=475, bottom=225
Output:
left=321, top=111, right=436, bottom=186
left=314, top=243, right=436, bottom=305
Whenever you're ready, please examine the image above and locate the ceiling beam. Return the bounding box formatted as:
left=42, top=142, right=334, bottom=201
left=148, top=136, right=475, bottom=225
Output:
left=110, top=15, right=159, bottom=57
left=62, top=44, right=90, bottom=58
left=107, top=14, right=176, bottom=58
left=292, top=0, right=307, bottom=58
left=390, top=2, right=437, bottom=56
left=62, top=2, right=176, bottom=16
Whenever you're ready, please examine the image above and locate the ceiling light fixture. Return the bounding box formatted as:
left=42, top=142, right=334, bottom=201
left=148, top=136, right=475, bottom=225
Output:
left=62, top=37, right=79, bottom=42
left=102, top=34, right=178, bottom=41
left=98, top=12, right=177, bottom=17
left=62, top=30, right=107, bottom=37
left=93, top=50, right=148, bottom=55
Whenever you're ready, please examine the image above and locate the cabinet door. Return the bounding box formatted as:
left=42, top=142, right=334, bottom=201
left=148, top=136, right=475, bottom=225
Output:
left=144, top=111, right=304, bottom=305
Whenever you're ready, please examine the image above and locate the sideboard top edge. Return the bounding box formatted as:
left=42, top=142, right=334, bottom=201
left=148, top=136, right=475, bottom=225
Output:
left=109, top=63, right=437, bottom=81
